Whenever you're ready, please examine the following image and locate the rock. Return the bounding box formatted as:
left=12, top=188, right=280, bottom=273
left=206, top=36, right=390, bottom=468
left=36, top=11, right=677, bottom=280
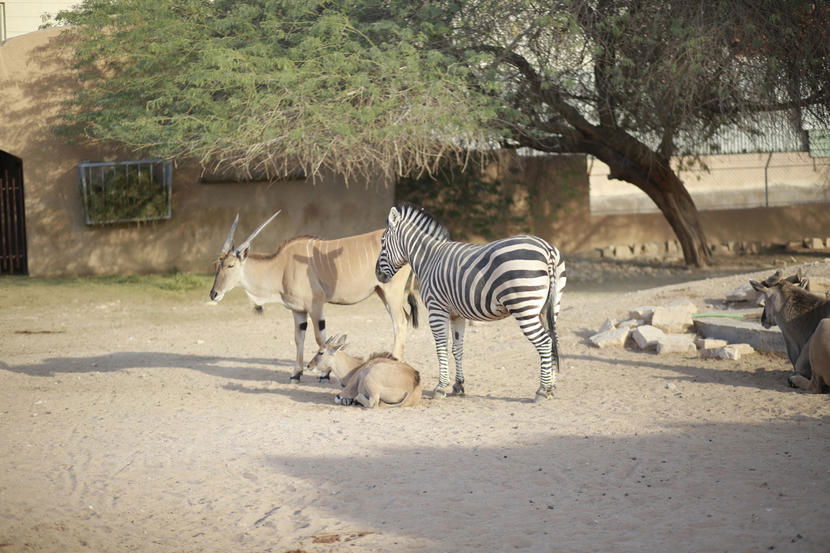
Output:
left=695, top=337, right=728, bottom=350
left=598, top=318, right=617, bottom=333
left=632, top=325, right=666, bottom=350
left=729, top=343, right=756, bottom=355
left=588, top=326, right=631, bottom=348
left=804, top=237, right=825, bottom=249
left=693, top=317, right=785, bottom=353
left=651, top=305, right=694, bottom=333
left=613, top=245, right=634, bottom=260
left=656, top=334, right=697, bottom=354
left=725, top=283, right=762, bottom=303
left=666, top=297, right=698, bottom=315
left=699, top=346, right=741, bottom=360
left=629, top=306, right=656, bottom=322
left=617, top=319, right=641, bottom=330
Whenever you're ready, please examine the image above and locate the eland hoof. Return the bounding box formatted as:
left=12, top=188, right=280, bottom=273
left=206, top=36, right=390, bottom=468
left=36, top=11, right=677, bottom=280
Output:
left=289, top=375, right=302, bottom=384
left=318, top=375, right=331, bottom=383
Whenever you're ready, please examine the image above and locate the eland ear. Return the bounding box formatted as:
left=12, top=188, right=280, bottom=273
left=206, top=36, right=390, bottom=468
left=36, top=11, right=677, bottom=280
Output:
left=749, top=280, right=767, bottom=293
left=387, top=207, right=401, bottom=227
left=335, top=334, right=348, bottom=347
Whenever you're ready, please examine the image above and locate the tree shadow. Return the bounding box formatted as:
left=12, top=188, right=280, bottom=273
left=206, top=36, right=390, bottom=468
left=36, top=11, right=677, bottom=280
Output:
left=0, top=351, right=292, bottom=381
left=263, top=420, right=827, bottom=553
left=568, top=352, right=793, bottom=392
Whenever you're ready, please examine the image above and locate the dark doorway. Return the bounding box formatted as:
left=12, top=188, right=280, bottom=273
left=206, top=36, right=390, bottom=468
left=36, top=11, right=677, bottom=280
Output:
left=0, top=150, right=28, bottom=275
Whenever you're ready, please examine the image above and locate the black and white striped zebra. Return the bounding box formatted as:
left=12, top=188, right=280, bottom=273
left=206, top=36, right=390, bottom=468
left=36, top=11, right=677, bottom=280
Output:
left=375, top=203, right=566, bottom=402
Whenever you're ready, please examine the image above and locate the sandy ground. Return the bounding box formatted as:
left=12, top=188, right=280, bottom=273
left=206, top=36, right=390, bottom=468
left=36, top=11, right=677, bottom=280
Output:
left=1, top=255, right=829, bottom=553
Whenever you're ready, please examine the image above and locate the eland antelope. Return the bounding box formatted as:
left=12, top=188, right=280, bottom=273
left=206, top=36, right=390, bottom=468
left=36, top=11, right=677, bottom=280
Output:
left=750, top=270, right=830, bottom=391
left=308, top=334, right=422, bottom=407
left=210, top=212, right=418, bottom=382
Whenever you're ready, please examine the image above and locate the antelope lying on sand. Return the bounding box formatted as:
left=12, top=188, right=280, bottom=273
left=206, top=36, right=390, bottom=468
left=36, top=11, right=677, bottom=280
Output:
left=750, top=271, right=830, bottom=392
left=210, top=212, right=418, bottom=381
left=307, top=334, right=422, bottom=407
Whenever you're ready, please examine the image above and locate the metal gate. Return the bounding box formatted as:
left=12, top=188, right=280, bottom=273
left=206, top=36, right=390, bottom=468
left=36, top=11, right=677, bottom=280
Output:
left=0, top=151, right=28, bottom=275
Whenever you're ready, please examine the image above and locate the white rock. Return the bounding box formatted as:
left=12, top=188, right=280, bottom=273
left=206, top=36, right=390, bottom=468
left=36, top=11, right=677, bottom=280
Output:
left=629, top=306, right=656, bottom=322
left=695, top=337, right=728, bottom=350
left=632, top=325, right=666, bottom=350
left=651, top=305, right=694, bottom=333
left=666, top=298, right=698, bottom=315
left=589, top=326, right=631, bottom=348
left=598, top=318, right=617, bottom=333
left=729, top=343, right=755, bottom=355
left=655, top=334, right=697, bottom=354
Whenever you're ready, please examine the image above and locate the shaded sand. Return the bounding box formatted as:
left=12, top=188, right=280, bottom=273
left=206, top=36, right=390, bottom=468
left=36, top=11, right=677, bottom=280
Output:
left=1, top=259, right=829, bottom=553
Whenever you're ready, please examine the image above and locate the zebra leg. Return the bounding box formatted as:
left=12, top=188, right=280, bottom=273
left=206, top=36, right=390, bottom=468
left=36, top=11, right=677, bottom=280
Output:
left=428, top=310, right=451, bottom=399
left=451, top=316, right=466, bottom=395
left=513, top=313, right=557, bottom=401
left=290, top=310, right=308, bottom=382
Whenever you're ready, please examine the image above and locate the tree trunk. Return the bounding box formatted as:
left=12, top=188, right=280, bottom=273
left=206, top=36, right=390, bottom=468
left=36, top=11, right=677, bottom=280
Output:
left=599, top=151, right=712, bottom=267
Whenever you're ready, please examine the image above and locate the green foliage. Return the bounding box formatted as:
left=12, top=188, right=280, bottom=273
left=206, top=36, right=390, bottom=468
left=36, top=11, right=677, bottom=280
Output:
left=83, top=164, right=169, bottom=224
left=53, top=0, right=501, bottom=181
left=396, top=157, right=526, bottom=241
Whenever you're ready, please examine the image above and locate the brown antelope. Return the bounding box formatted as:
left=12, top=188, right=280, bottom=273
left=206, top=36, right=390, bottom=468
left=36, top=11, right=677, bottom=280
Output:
left=307, top=334, right=422, bottom=407
left=210, top=212, right=418, bottom=382
left=750, top=271, right=830, bottom=392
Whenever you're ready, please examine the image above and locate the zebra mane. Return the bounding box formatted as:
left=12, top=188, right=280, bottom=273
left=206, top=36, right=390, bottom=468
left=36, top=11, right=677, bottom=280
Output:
left=396, top=202, right=450, bottom=241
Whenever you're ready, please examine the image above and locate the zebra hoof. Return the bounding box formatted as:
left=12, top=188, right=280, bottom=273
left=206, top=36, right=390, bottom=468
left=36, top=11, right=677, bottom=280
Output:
left=534, top=387, right=555, bottom=402
left=452, top=382, right=465, bottom=395
left=432, top=386, right=448, bottom=400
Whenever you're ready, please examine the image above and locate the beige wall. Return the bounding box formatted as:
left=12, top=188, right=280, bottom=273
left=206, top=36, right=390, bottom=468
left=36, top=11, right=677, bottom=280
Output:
left=590, top=152, right=830, bottom=214
left=1, top=1, right=78, bottom=40
left=480, top=151, right=830, bottom=254
left=0, top=29, right=394, bottom=277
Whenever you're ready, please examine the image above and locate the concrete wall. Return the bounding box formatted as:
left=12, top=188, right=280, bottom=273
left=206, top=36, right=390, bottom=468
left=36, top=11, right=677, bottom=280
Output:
left=590, top=152, right=830, bottom=215
left=478, top=151, right=830, bottom=255
left=1, top=1, right=77, bottom=40
left=0, top=29, right=394, bottom=277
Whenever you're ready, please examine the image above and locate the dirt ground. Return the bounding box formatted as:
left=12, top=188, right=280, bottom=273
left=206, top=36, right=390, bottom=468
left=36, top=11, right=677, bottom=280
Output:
left=1, top=252, right=829, bottom=553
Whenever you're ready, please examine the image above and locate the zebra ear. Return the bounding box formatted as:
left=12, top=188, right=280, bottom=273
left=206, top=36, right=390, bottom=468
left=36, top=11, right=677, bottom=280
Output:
left=387, top=207, right=401, bottom=228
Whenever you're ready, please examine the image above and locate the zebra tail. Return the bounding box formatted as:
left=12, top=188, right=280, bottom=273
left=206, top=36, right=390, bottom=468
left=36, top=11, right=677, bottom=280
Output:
left=546, top=253, right=566, bottom=370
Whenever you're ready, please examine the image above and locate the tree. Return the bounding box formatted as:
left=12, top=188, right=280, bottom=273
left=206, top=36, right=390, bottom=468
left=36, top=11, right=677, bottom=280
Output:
left=53, top=0, right=497, bottom=181
left=54, top=0, right=830, bottom=266
left=424, top=0, right=830, bottom=266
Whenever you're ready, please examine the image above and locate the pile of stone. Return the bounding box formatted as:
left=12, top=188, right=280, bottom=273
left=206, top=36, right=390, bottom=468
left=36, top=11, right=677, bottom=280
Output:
left=588, top=297, right=760, bottom=360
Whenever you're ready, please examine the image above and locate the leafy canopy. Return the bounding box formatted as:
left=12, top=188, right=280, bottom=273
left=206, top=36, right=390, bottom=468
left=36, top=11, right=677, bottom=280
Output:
left=54, top=0, right=501, bottom=180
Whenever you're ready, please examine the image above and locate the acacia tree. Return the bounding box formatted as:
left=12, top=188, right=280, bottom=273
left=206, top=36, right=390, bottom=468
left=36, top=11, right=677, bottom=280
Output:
left=54, top=0, right=829, bottom=266
left=53, top=0, right=498, bottom=180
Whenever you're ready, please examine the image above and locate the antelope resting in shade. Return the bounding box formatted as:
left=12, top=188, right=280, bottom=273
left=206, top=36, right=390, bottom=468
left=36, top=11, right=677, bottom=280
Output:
left=750, top=270, right=830, bottom=393
left=307, top=334, right=423, bottom=408
left=209, top=212, right=418, bottom=382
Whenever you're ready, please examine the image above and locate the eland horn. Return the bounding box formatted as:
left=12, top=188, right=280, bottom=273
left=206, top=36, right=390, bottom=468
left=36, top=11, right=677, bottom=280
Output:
left=235, top=210, right=282, bottom=253
left=221, top=213, right=240, bottom=254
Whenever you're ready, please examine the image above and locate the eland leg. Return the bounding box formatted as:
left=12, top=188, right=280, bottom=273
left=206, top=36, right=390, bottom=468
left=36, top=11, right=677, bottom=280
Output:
left=309, top=304, right=329, bottom=382
left=290, top=311, right=308, bottom=382
left=376, top=285, right=408, bottom=361
left=428, top=310, right=451, bottom=399
left=451, top=316, right=466, bottom=395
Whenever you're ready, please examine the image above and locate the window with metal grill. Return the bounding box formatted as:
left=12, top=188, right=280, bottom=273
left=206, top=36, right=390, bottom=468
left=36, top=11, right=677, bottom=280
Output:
left=78, top=160, right=172, bottom=225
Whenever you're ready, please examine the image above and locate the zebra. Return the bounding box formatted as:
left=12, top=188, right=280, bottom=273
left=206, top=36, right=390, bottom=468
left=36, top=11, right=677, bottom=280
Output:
left=375, top=203, right=566, bottom=402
